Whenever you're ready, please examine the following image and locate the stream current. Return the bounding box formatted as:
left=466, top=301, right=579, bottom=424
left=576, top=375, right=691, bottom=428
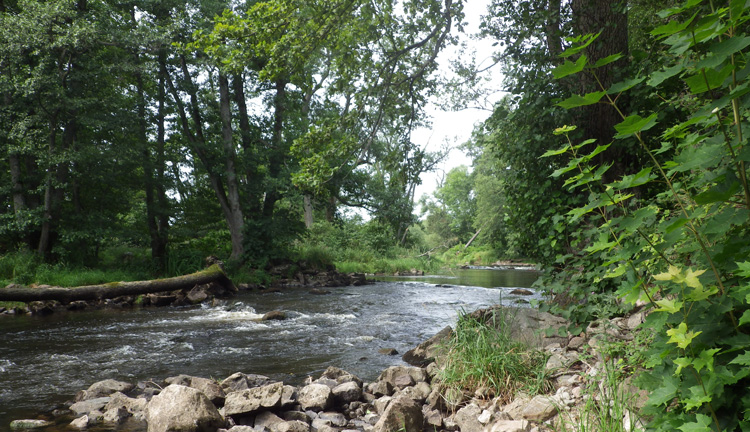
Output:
left=0, top=267, right=539, bottom=427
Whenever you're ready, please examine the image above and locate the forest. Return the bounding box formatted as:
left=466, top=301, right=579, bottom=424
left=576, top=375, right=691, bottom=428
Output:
left=3, top=0, right=750, bottom=429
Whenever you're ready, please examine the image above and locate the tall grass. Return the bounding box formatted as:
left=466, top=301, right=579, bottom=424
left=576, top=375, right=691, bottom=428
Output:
left=436, top=309, right=551, bottom=405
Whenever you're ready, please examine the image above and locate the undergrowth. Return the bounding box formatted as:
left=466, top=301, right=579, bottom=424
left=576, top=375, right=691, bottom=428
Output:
left=436, top=308, right=551, bottom=406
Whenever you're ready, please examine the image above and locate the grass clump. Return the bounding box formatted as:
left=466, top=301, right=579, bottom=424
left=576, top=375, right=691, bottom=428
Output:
left=436, top=309, right=551, bottom=405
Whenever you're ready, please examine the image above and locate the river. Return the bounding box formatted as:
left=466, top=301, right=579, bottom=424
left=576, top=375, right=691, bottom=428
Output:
left=0, top=267, right=539, bottom=429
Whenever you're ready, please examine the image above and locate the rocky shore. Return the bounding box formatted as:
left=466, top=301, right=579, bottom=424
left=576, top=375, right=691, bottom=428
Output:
left=10, top=305, right=648, bottom=432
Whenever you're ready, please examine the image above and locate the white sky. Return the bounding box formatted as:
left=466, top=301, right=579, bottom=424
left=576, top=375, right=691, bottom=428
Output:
left=411, top=0, right=505, bottom=206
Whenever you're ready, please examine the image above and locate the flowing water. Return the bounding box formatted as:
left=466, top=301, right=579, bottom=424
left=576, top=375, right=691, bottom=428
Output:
left=0, top=267, right=539, bottom=428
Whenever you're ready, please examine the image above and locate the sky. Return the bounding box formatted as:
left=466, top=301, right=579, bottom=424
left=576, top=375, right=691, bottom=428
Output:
left=411, top=0, right=504, bottom=206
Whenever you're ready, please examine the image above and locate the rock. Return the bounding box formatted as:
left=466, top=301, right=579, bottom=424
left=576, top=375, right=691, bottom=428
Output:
left=281, top=411, right=310, bottom=423
left=145, top=384, right=224, bottom=432
left=486, top=420, right=531, bottom=432
left=221, top=373, right=273, bottom=393
left=277, top=420, right=310, bottom=432
left=402, top=326, right=452, bottom=367
left=77, top=379, right=134, bottom=401
left=105, top=391, right=147, bottom=416
left=454, top=403, right=484, bottom=432
left=298, top=383, right=333, bottom=411
left=509, top=289, right=533, bottom=295
left=317, top=412, right=347, bottom=427
left=468, top=306, right=568, bottom=349
left=262, top=311, right=286, bottom=321
left=254, top=411, right=284, bottom=431
left=423, top=408, right=443, bottom=428
left=70, top=397, right=111, bottom=416
left=368, top=380, right=393, bottom=397
left=9, top=419, right=53, bottom=429
left=377, top=366, right=427, bottom=390
left=627, top=312, right=644, bottom=330
left=372, top=395, right=423, bottom=432
left=373, top=396, right=392, bottom=414
left=281, top=385, right=297, bottom=408
left=567, top=336, right=586, bottom=350
left=70, top=415, right=89, bottom=429
left=309, top=288, right=331, bottom=295
left=187, top=285, right=210, bottom=303
left=166, top=374, right=226, bottom=405
left=515, top=395, right=557, bottom=422
left=103, top=406, right=130, bottom=424
left=224, top=382, right=284, bottom=416
left=332, top=381, right=362, bottom=404
left=378, top=348, right=399, bottom=355
left=320, top=367, right=362, bottom=387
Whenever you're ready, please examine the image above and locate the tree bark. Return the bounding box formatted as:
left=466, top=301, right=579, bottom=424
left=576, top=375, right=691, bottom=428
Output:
left=303, top=194, right=314, bottom=228
left=218, top=72, right=245, bottom=260
left=0, top=265, right=235, bottom=303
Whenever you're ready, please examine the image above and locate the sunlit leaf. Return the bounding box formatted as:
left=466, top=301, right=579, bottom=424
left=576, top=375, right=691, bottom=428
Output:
left=655, top=298, right=683, bottom=314
left=667, top=323, right=702, bottom=349
left=552, top=55, right=587, bottom=79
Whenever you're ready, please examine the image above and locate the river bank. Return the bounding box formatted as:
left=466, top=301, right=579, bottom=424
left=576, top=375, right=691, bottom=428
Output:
left=8, top=305, right=648, bottom=432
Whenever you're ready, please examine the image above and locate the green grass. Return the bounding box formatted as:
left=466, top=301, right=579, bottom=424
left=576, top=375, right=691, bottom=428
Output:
left=435, top=309, right=551, bottom=405
left=334, top=256, right=442, bottom=274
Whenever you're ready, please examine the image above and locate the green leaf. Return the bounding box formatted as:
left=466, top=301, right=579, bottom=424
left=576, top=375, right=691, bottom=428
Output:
left=651, top=12, right=697, bottom=37
left=608, top=77, right=645, bottom=94
left=648, top=375, right=679, bottom=406
left=648, top=64, right=683, bottom=87
left=610, top=167, right=653, bottom=190
left=655, top=298, right=683, bottom=314
left=593, top=53, right=623, bottom=68
left=552, top=55, right=587, bottom=79
left=693, top=348, right=720, bottom=373
left=559, top=33, right=600, bottom=58
left=740, top=310, right=750, bottom=327
left=684, top=64, right=734, bottom=94
left=540, top=145, right=570, bottom=157
left=730, top=351, right=750, bottom=366
left=557, top=91, right=606, bottom=109
left=614, top=114, right=658, bottom=138
left=667, top=322, right=702, bottom=349
left=694, top=178, right=741, bottom=204
left=677, top=414, right=713, bottom=432
left=674, top=357, right=692, bottom=375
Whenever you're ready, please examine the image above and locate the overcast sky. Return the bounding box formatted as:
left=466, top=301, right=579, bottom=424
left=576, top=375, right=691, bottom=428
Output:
left=411, top=0, right=505, bottom=207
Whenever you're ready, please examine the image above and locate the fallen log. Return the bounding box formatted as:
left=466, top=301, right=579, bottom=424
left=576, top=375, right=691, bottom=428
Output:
left=0, top=264, right=236, bottom=304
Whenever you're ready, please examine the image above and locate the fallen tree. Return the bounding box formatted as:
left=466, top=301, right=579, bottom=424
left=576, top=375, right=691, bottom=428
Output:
left=0, top=264, right=236, bottom=304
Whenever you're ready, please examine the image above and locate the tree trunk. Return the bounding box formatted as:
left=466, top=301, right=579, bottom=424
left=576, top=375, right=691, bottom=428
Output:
left=218, top=72, right=245, bottom=260
left=303, top=195, right=314, bottom=228
left=232, top=74, right=263, bottom=215
left=262, top=79, right=288, bottom=219
left=0, top=265, right=235, bottom=303
left=570, top=0, right=630, bottom=182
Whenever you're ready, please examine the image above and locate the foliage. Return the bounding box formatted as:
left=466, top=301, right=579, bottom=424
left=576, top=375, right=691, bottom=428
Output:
left=435, top=309, right=551, bottom=405
left=540, top=1, right=750, bottom=429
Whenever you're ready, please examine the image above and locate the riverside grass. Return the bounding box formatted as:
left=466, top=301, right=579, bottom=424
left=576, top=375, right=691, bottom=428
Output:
left=436, top=309, right=552, bottom=406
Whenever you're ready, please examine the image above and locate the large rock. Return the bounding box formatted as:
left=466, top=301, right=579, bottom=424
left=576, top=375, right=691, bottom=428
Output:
left=506, top=395, right=557, bottom=422
left=372, top=395, right=423, bottom=432
left=453, top=403, right=484, bottom=432
left=77, top=379, right=134, bottom=401
left=9, top=419, right=53, bottom=429
left=223, top=382, right=284, bottom=416
left=277, top=420, right=310, bottom=432
left=165, top=374, right=226, bottom=405
left=402, top=326, right=453, bottom=367
left=377, top=366, right=427, bottom=390
left=486, top=420, right=531, bottom=432
left=70, top=397, right=111, bottom=416
left=469, top=306, right=568, bottom=349
left=320, top=366, right=362, bottom=387
left=298, top=383, right=332, bottom=411
left=221, top=372, right=273, bottom=393
left=254, top=411, right=285, bottom=431
left=145, top=384, right=224, bottom=432
left=332, top=381, right=362, bottom=405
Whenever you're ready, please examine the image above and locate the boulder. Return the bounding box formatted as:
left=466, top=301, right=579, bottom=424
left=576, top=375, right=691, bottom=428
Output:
left=70, top=397, right=111, bottom=416
left=320, top=366, right=362, bottom=387
left=221, top=372, right=273, bottom=393
left=262, top=311, right=286, bottom=321
left=277, top=420, right=310, bottom=432
left=298, top=383, right=332, bottom=412
left=377, top=366, right=427, bottom=390
left=103, top=406, right=130, bottom=424
left=332, top=381, right=362, bottom=405
left=468, top=306, right=568, bottom=349
left=371, top=395, right=423, bottom=432
left=453, top=403, right=484, bottom=432
left=70, top=415, right=89, bottom=429
left=9, top=419, right=53, bottom=429
left=77, top=379, right=134, bottom=401
left=187, top=285, right=210, bottom=304
left=402, top=326, right=452, bottom=367
left=317, top=412, right=347, bottom=427
left=145, top=384, right=224, bottom=432
left=165, top=374, right=225, bottom=405
left=486, top=420, right=531, bottom=432
left=224, top=382, right=284, bottom=417
left=507, top=395, right=557, bottom=422
left=105, top=391, right=147, bottom=417
left=368, top=380, right=393, bottom=397
left=254, top=411, right=285, bottom=431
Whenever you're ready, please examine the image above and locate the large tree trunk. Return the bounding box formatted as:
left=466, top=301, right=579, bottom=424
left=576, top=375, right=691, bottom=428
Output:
left=570, top=0, right=630, bottom=182
left=218, top=72, right=245, bottom=260
left=262, top=79, right=288, bottom=219
left=0, top=265, right=235, bottom=303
